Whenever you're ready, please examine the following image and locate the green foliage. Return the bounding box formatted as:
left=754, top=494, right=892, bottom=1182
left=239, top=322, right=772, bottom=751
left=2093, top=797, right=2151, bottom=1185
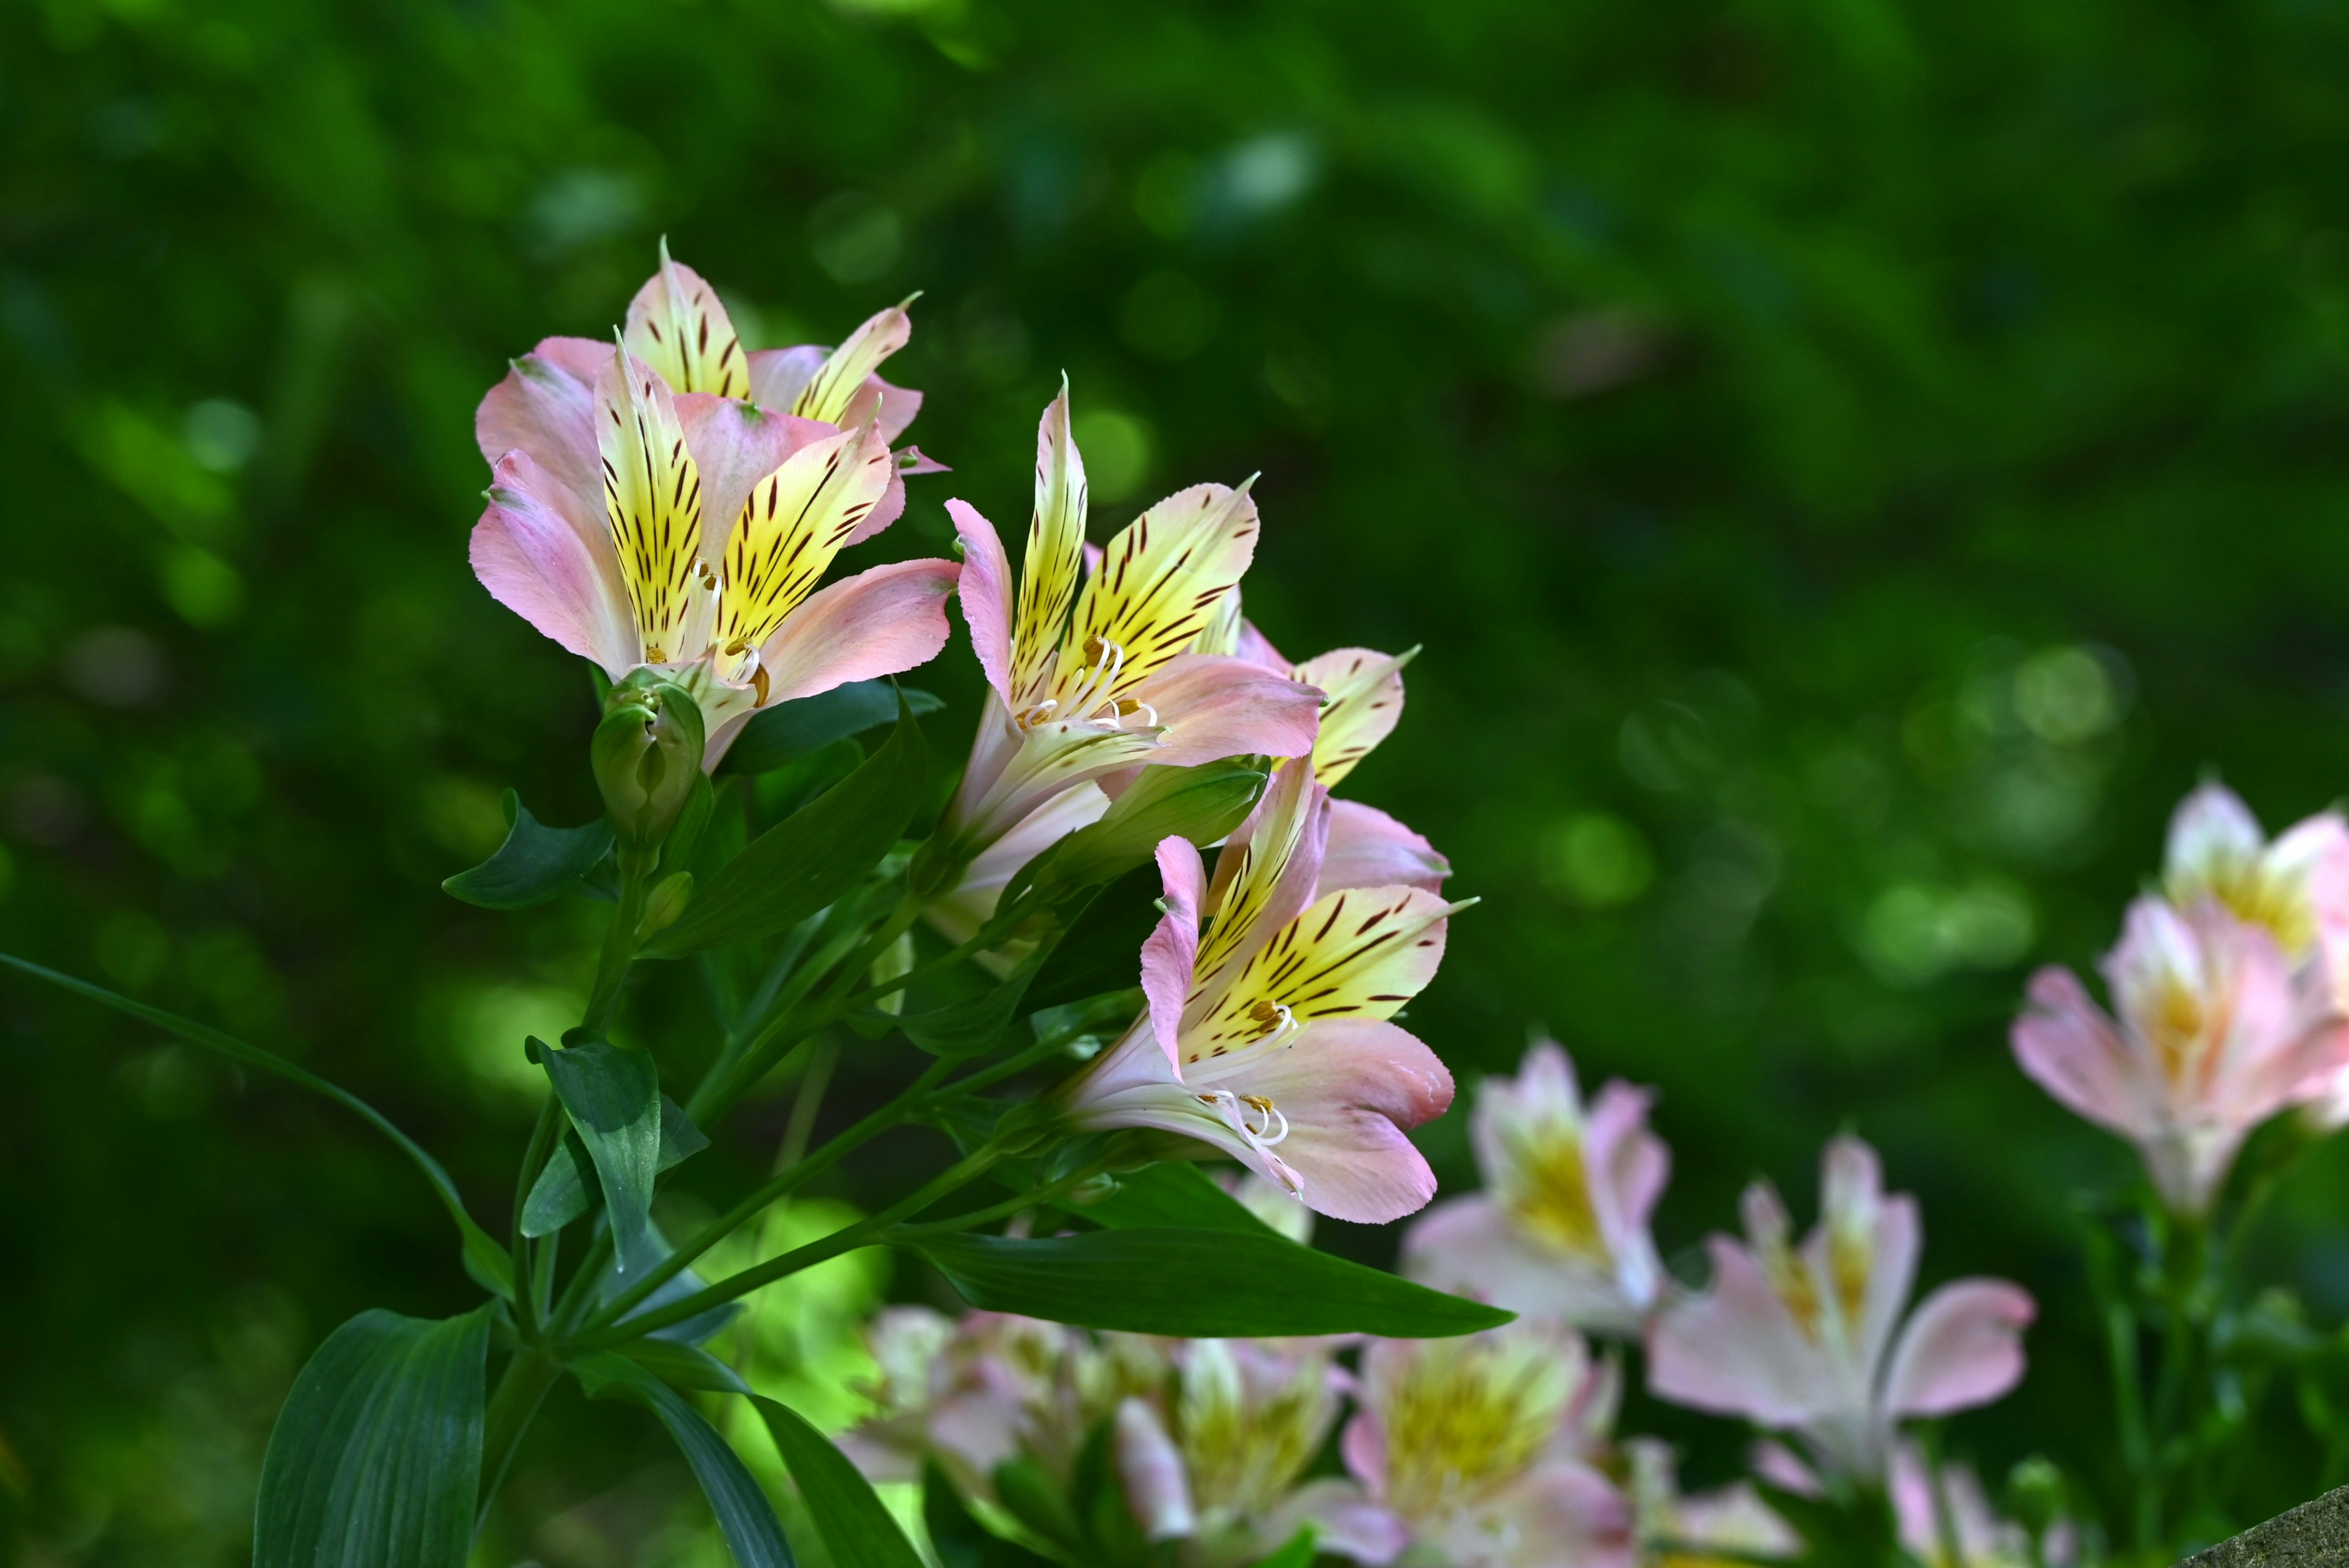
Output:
left=907, top=1227, right=1513, bottom=1337
left=1059, top=1161, right=1281, bottom=1235
left=440, top=790, right=615, bottom=909
left=753, top=1394, right=929, bottom=1568
left=251, top=1306, right=492, bottom=1568
left=521, top=1091, right=707, bottom=1238
left=572, top=1352, right=798, bottom=1567
left=720, top=681, right=944, bottom=777
left=538, top=1037, right=664, bottom=1273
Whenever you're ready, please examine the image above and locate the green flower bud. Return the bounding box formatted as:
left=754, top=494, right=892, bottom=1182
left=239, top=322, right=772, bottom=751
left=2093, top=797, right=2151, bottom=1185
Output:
left=592, top=670, right=707, bottom=871
left=637, top=871, right=694, bottom=939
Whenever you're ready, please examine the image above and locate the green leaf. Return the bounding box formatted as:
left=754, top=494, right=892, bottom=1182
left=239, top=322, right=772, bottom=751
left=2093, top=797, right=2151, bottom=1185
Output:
left=907, top=1229, right=1512, bottom=1337
left=522, top=1094, right=708, bottom=1238
left=599, top=1215, right=746, bottom=1346
left=924, top=1460, right=1056, bottom=1568
left=1022, top=866, right=1161, bottom=1014
left=0, top=953, right=512, bottom=1298
left=617, top=1337, right=752, bottom=1395
left=1250, top=1528, right=1318, bottom=1568
left=753, top=1394, right=927, bottom=1568
left=253, top=1304, right=493, bottom=1568
left=720, top=680, right=943, bottom=775
left=540, top=1040, right=661, bottom=1275
left=441, top=791, right=615, bottom=909
left=573, top=1352, right=796, bottom=1567
left=1062, top=1163, right=1279, bottom=1235
left=899, top=955, right=1044, bottom=1057
left=645, top=703, right=929, bottom=958
left=1004, top=757, right=1267, bottom=910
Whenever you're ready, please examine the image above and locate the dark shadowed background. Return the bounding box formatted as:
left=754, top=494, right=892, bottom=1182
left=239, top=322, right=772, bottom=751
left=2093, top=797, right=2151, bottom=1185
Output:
left=8, top=0, right=2349, bottom=1559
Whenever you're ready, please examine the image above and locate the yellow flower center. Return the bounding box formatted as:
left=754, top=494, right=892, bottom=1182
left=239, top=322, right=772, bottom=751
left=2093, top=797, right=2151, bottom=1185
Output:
left=1381, top=1341, right=1570, bottom=1522
left=1497, top=1124, right=1607, bottom=1260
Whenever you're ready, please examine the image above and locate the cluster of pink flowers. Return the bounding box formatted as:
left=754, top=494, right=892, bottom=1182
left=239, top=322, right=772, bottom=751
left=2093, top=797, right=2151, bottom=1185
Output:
left=2012, top=783, right=2349, bottom=1214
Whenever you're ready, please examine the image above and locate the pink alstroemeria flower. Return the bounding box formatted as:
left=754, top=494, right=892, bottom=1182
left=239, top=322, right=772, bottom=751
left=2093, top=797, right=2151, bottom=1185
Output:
left=2012, top=895, right=2349, bottom=1214
left=1296, top=1323, right=1631, bottom=1568
left=1403, top=1041, right=1669, bottom=1336
left=470, top=249, right=957, bottom=767
left=1054, top=764, right=1461, bottom=1223
left=1889, top=1441, right=2071, bottom=1568
left=934, top=388, right=1321, bottom=876
left=1624, top=1439, right=1798, bottom=1568
left=1646, top=1136, right=2034, bottom=1481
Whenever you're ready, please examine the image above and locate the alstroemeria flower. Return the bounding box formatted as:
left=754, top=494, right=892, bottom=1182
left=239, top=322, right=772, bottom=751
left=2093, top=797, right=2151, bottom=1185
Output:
left=2011, top=896, right=2349, bottom=1213
left=1115, top=1337, right=1403, bottom=1567
left=1646, top=1136, right=2035, bottom=1481
left=1623, top=1439, right=1798, bottom=1568
left=470, top=250, right=957, bottom=767
left=1299, top=1323, right=1632, bottom=1568
left=1053, top=764, right=1461, bottom=1223
left=1211, top=607, right=1415, bottom=791
left=936, top=388, right=1321, bottom=871
left=1403, top=1041, right=1668, bottom=1335
left=1888, top=1442, right=2067, bottom=1568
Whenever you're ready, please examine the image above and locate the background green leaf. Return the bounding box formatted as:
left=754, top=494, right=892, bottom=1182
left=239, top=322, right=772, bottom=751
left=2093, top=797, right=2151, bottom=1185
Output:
left=645, top=707, right=928, bottom=958
left=906, top=1228, right=1511, bottom=1337
left=572, top=1353, right=796, bottom=1567
left=252, top=1305, right=492, bottom=1568
left=440, top=791, right=615, bottom=909
left=753, top=1394, right=927, bottom=1568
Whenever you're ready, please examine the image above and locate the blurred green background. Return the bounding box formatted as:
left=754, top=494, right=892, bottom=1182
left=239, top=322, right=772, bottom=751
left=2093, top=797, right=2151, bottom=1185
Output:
left=9, top=0, right=2349, bottom=1558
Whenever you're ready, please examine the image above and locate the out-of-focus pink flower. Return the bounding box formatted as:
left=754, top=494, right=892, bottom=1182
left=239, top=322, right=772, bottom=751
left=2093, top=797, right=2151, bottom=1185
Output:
left=2013, top=896, right=2349, bottom=1213
left=1297, top=1323, right=1631, bottom=1568
left=1889, top=1441, right=2071, bottom=1568
left=470, top=248, right=957, bottom=767
left=1624, top=1438, right=1799, bottom=1567
left=1646, top=1137, right=2034, bottom=1481
left=1402, top=1041, right=1668, bottom=1336
left=933, top=388, right=1320, bottom=877
left=1055, top=765, right=1460, bottom=1223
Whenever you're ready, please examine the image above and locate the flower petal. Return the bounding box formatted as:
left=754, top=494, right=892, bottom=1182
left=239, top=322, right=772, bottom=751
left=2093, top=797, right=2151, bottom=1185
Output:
left=1196, top=765, right=1329, bottom=991
left=1321, top=800, right=1450, bottom=894
left=1403, top=1197, right=1650, bottom=1333
left=2164, top=781, right=2265, bottom=904
left=749, top=556, right=958, bottom=706
left=472, top=449, right=638, bottom=677
left=1185, top=884, right=1457, bottom=1065
left=1647, top=1237, right=1835, bottom=1427
left=624, top=244, right=749, bottom=398
left=1273, top=1479, right=1408, bottom=1566
left=1012, top=386, right=1089, bottom=708
left=1429, top=1460, right=1633, bottom=1568
left=598, top=349, right=708, bottom=666
left=1206, top=1018, right=1453, bottom=1224
left=1129, top=654, right=1324, bottom=769
left=675, top=394, right=833, bottom=565
left=475, top=336, right=609, bottom=497
left=1880, top=1279, right=2035, bottom=1419
left=946, top=498, right=1016, bottom=707
left=791, top=303, right=914, bottom=426
left=1292, top=646, right=1411, bottom=788
left=2011, top=965, right=2155, bottom=1139
left=1143, top=835, right=1208, bottom=1068
left=711, top=424, right=896, bottom=685
left=1063, top=481, right=1261, bottom=709
left=1114, top=1398, right=1196, bottom=1541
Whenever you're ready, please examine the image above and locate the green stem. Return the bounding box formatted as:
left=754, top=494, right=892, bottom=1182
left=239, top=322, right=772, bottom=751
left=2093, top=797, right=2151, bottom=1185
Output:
left=692, top=911, right=824, bottom=1104
left=686, top=890, right=895, bottom=1123
left=925, top=1027, right=1091, bottom=1104
left=508, top=1096, right=563, bottom=1342
left=583, top=868, right=649, bottom=1034
left=574, top=1145, right=1002, bottom=1347
left=892, top=1163, right=1107, bottom=1240
left=550, top=1228, right=615, bottom=1336
left=475, top=1347, right=562, bottom=1537
left=582, top=1052, right=958, bottom=1333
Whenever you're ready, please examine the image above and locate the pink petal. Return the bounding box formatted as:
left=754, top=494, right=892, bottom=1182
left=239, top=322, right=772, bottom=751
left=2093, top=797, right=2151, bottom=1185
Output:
left=674, top=394, right=833, bottom=559
left=746, top=346, right=825, bottom=412
left=1339, top=1405, right=1388, bottom=1498
left=471, top=449, right=636, bottom=677
left=1274, top=1479, right=1408, bottom=1566
left=1114, top=1398, right=1195, bottom=1540
left=1402, top=1197, right=1650, bottom=1332
left=1436, top=1461, right=1633, bottom=1568
left=475, top=336, right=609, bottom=497
left=1880, top=1279, right=2035, bottom=1418
left=1321, top=799, right=1450, bottom=894
left=1646, top=1238, right=1834, bottom=1427
left=2011, top=966, right=2153, bottom=1139
left=946, top=499, right=1015, bottom=706
left=1129, top=654, right=1324, bottom=767
left=1226, top=1019, right=1453, bottom=1224
left=1238, top=618, right=1289, bottom=671
left=2165, top=782, right=2264, bottom=891
left=1814, top=1136, right=1920, bottom=1379
left=1142, top=837, right=1208, bottom=1069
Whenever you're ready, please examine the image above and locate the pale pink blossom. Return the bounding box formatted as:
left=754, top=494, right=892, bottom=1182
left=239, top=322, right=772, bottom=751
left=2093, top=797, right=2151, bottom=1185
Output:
left=1624, top=1439, right=1798, bottom=1566
left=2013, top=897, right=2349, bottom=1213
left=1054, top=764, right=1460, bottom=1224
left=1403, top=1041, right=1667, bottom=1336
left=1646, top=1136, right=2033, bottom=1481
left=1299, top=1323, right=1633, bottom=1568
left=930, top=387, right=1319, bottom=887
left=1205, top=604, right=1416, bottom=792
left=1890, top=1442, right=2072, bottom=1568
left=470, top=249, right=957, bottom=767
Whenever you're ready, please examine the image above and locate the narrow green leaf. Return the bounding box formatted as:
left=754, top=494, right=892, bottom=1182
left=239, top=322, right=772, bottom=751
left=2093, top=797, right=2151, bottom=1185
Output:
left=899, top=954, right=1043, bottom=1057
left=753, top=1395, right=927, bottom=1568
left=617, top=1337, right=752, bottom=1395
left=1250, top=1528, right=1318, bottom=1568
left=646, top=704, right=929, bottom=958
left=442, top=791, right=615, bottom=909
left=540, top=1041, right=661, bottom=1275
left=1003, top=757, right=1267, bottom=909
left=598, top=1216, right=745, bottom=1346
left=522, top=1094, right=708, bottom=1238
left=253, top=1304, right=493, bottom=1568
left=1061, top=1163, right=1278, bottom=1235
left=923, top=1460, right=1056, bottom=1568
left=573, top=1352, right=797, bottom=1567
left=1021, top=866, right=1160, bottom=1014
left=720, top=680, right=943, bottom=775
left=907, top=1229, right=1512, bottom=1338
left=0, top=953, right=510, bottom=1297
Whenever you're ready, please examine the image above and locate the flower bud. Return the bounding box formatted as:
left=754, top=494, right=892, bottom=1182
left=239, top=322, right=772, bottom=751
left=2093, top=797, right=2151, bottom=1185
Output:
left=592, top=671, right=707, bottom=870
left=637, top=871, right=694, bottom=939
